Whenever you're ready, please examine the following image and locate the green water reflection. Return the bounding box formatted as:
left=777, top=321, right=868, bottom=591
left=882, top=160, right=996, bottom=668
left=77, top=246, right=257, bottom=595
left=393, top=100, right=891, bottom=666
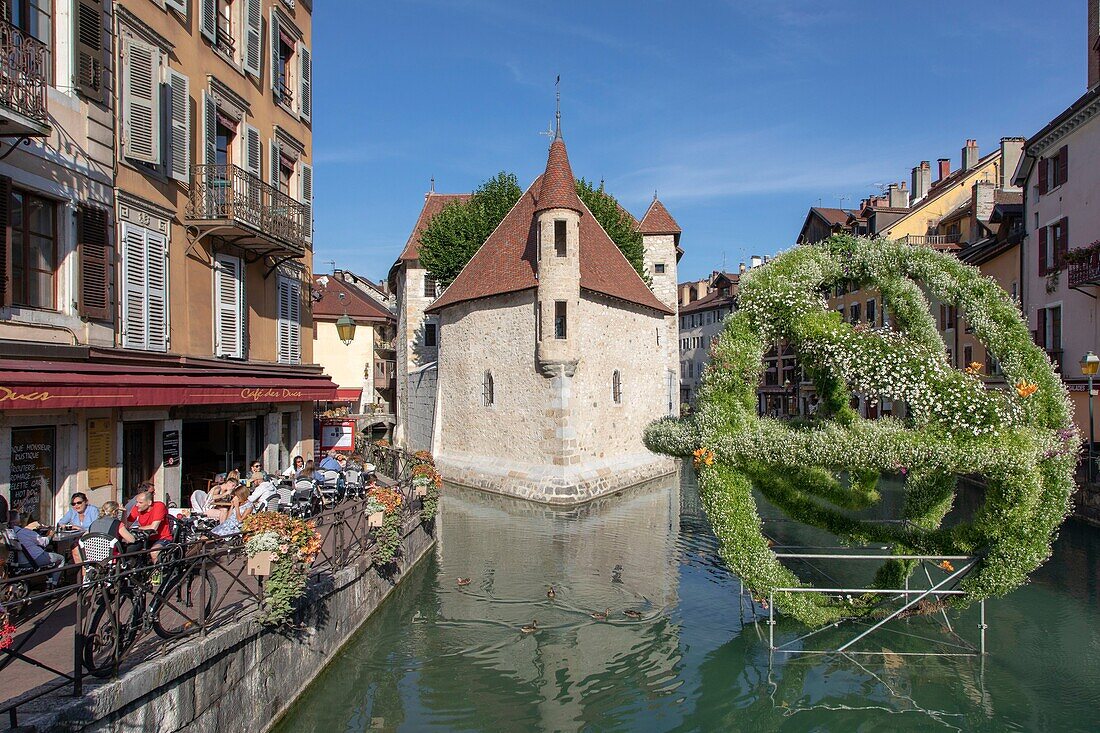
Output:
left=273, top=468, right=1100, bottom=732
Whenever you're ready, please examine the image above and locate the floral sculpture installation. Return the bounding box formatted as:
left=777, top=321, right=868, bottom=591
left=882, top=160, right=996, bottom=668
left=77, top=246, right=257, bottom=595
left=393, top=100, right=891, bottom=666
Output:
left=645, top=235, right=1079, bottom=626
left=242, top=512, right=322, bottom=626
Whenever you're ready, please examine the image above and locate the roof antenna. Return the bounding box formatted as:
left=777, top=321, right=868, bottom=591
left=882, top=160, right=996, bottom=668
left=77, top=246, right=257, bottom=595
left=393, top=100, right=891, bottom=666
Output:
left=326, top=259, right=337, bottom=275
left=554, top=74, right=561, bottom=140
left=653, top=189, right=658, bottom=202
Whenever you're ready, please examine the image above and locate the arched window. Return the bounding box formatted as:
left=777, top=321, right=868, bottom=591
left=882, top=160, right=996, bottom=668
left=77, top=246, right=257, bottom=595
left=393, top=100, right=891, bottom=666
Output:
left=483, top=370, right=494, bottom=407
left=612, top=370, right=622, bottom=404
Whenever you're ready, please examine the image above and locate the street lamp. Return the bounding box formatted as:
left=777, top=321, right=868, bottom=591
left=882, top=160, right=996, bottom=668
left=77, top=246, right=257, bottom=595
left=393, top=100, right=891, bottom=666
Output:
left=1081, top=351, right=1100, bottom=483
left=335, top=292, right=356, bottom=346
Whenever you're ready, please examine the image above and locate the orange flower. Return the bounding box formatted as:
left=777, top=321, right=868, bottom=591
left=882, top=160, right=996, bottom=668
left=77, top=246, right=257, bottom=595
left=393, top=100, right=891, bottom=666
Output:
left=965, top=361, right=984, bottom=376
left=1015, top=381, right=1038, bottom=398
left=938, top=560, right=955, bottom=572
left=692, top=447, right=716, bottom=468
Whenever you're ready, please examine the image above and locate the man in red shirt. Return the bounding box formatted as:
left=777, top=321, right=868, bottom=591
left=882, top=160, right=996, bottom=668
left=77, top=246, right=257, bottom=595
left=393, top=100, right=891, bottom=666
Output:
left=126, top=491, right=173, bottom=561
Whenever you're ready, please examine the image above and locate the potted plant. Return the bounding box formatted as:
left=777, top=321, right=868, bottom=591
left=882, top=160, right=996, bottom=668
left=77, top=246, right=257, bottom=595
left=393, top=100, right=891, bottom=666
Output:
left=367, top=486, right=404, bottom=565
left=242, top=513, right=322, bottom=625
left=365, top=495, right=386, bottom=527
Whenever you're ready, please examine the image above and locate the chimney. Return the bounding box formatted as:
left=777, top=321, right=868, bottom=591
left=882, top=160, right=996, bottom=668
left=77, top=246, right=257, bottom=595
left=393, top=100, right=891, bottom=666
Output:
left=738, top=262, right=746, bottom=274
left=1091, top=0, right=1100, bottom=89
left=887, top=182, right=909, bottom=209
left=999, top=137, right=1025, bottom=192
left=911, top=161, right=931, bottom=201
left=937, top=158, right=951, bottom=182
left=750, top=255, right=762, bottom=269
left=961, top=139, right=979, bottom=172
left=972, top=180, right=995, bottom=225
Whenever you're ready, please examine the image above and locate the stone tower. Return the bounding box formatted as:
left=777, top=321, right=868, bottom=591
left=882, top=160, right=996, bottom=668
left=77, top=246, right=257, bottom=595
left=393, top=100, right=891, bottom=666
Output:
left=640, top=196, right=683, bottom=417
left=535, top=134, right=584, bottom=378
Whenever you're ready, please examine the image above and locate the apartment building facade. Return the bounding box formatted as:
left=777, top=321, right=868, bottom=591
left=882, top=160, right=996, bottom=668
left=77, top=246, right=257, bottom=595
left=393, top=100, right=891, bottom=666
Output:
left=0, top=0, right=331, bottom=523
left=678, top=271, right=737, bottom=407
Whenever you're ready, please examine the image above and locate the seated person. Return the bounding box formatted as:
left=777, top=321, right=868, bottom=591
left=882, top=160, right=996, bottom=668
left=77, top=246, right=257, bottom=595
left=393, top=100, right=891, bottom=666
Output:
left=207, top=477, right=241, bottom=522
left=77, top=501, right=138, bottom=566
left=212, top=485, right=254, bottom=537
left=123, top=482, right=153, bottom=520
left=9, top=517, right=64, bottom=587
left=282, top=455, right=305, bottom=477
left=125, top=491, right=173, bottom=561
left=296, top=459, right=325, bottom=483
left=318, top=450, right=342, bottom=472
left=58, top=492, right=99, bottom=530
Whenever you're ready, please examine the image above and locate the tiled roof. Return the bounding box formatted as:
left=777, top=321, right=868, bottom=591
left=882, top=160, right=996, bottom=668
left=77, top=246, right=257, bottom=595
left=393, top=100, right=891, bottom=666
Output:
left=428, top=139, right=673, bottom=316
left=680, top=288, right=736, bottom=315
left=312, top=275, right=395, bottom=322
left=397, top=192, right=473, bottom=262
left=639, top=198, right=681, bottom=234
left=993, top=190, right=1023, bottom=205
left=536, top=139, right=584, bottom=213
left=810, top=207, right=855, bottom=227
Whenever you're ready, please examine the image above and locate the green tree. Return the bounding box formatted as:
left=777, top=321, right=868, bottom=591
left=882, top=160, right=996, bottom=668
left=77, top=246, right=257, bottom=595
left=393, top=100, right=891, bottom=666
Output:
left=418, top=172, right=522, bottom=287
left=575, top=178, right=652, bottom=287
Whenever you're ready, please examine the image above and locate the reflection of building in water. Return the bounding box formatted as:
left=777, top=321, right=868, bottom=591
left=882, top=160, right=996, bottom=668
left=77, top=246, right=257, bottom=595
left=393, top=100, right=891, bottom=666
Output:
left=432, top=470, right=681, bottom=729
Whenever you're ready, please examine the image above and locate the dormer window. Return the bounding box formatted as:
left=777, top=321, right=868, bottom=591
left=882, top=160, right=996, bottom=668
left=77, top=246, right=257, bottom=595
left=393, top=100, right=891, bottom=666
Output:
left=554, top=220, right=566, bottom=256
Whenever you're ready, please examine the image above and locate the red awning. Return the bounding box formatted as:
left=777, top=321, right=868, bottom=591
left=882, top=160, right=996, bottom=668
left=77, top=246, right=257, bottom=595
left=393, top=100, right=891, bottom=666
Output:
left=334, top=389, right=363, bottom=402
left=0, top=364, right=338, bottom=410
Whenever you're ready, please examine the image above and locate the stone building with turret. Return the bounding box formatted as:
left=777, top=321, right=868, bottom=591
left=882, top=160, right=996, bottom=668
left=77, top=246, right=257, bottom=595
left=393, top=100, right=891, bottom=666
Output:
left=390, top=128, right=681, bottom=504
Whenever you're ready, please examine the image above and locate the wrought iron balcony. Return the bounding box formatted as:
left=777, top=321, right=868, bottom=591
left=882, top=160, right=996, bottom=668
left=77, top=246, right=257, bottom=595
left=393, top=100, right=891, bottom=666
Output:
left=185, top=164, right=310, bottom=257
left=903, top=233, right=962, bottom=247
left=1068, top=249, right=1100, bottom=289
left=0, top=18, right=50, bottom=137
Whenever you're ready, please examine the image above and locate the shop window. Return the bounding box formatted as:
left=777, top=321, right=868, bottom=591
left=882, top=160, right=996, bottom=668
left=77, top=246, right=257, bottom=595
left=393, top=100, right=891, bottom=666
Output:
left=10, top=425, right=56, bottom=524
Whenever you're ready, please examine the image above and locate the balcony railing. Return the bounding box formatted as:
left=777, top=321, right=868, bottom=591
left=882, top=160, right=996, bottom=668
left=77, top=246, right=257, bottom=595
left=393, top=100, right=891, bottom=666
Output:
left=904, top=233, right=962, bottom=247
left=1069, top=250, right=1100, bottom=288
left=374, top=360, right=396, bottom=388
left=0, top=18, right=50, bottom=130
left=186, top=164, right=309, bottom=254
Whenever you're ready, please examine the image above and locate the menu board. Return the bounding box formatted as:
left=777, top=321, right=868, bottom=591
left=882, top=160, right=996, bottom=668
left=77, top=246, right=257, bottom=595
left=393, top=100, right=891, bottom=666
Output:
left=10, top=426, right=55, bottom=523
left=319, top=421, right=355, bottom=452
left=87, top=418, right=112, bottom=489
left=163, top=430, right=180, bottom=467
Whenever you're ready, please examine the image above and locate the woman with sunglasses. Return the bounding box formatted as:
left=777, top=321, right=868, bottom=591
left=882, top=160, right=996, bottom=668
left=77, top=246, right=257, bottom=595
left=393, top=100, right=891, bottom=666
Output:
left=57, top=492, right=99, bottom=531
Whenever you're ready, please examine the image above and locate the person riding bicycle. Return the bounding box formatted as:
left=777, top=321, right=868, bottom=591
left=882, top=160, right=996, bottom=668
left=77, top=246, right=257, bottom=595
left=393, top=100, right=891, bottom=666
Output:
left=125, top=491, right=173, bottom=562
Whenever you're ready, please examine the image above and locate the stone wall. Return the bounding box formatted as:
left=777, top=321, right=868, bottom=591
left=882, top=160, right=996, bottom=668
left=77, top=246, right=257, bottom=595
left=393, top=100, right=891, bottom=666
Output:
left=395, top=264, right=439, bottom=448
left=16, top=519, right=435, bottom=733
left=406, top=362, right=438, bottom=453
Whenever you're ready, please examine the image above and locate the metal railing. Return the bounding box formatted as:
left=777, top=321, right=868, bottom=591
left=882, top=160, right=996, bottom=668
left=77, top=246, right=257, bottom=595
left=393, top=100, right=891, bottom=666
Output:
left=1069, top=251, right=1100, bottom=288
left=0, top=453, right=430, bottom=725
left=187, top=164, right=310, bottom=253
left=0, top=18, right=49, bottom=126
left=903, top=233, right=962, bottom=247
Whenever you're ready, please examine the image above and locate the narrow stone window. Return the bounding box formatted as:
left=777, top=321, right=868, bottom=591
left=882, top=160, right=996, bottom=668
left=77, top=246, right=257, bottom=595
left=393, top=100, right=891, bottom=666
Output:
left=483, top=370, right=494, bottom=407
left=424, top=322, right=437, bottom=347
left=656, top=327, right=660, bottom=346
left=654, top=263, right=665, bottom=274
left=535, top=300, right=542, bottom=341
left=554, top=301, right=567, bottom=339
left=554, top=220, right=567, bottom=257
left=423, top=274, right=437, bottom=298
left=612, top=370, right=622, bottom=404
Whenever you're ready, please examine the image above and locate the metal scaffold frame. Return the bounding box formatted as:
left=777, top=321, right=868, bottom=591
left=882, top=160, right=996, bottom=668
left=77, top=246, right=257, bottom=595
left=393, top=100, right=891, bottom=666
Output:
left=757, top=550, right=988, bottom=658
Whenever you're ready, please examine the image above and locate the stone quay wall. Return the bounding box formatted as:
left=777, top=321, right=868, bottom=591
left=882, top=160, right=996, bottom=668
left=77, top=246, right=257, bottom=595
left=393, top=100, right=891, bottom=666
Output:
left=17, top=517, right=435, bottom=733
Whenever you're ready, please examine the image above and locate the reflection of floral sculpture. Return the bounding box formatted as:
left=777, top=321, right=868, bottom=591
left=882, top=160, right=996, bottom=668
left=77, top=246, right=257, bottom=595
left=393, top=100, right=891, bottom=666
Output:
left=646, top=235, right=1078, bottom=626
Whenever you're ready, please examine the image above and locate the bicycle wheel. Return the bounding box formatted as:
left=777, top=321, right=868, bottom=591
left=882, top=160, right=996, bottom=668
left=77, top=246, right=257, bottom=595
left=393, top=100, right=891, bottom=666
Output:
left=151, top=567, right=218, bottom=639
left=83, top=590, right=139, bottom=678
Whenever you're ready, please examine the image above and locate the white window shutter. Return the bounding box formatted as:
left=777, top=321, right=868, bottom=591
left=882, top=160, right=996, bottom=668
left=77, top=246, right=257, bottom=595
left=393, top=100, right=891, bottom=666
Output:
left=123, top=37, right=161, bottom=164
left=269, top=138, right=281, bottom=186
left=277, top=275, right=301, bottom=364
left=199, top=0, right=217, bottom=43
left=166, top=69, right=190, bottom=182
left=202, top=90, right=217, bottom=165
left=121, top=223, right=148, bottom=350
left=270, top=9, right=280, bottom=93
left=146, top=232, right=169, bottom=352
left=297, top=42, right=311, bottom=121
left=214, top=254, right=243, bottom=358
left=243, top=124, right=261, bottom=178
left=165, top=0, right=187, bottom=14
left=243, top=0, right=262, bottom=77
left=299, top=162, right=312, bottom=243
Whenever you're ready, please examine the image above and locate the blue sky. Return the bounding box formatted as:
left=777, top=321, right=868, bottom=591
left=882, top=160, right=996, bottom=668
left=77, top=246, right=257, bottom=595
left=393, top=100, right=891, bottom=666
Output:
left=312, top=1, right=1082, bottom=284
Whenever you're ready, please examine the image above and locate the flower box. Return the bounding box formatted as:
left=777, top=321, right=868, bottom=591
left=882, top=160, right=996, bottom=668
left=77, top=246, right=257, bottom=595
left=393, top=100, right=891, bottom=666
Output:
left=367, top=511, right=385, bottom=528
left=247, top=550, right=274, bottom=577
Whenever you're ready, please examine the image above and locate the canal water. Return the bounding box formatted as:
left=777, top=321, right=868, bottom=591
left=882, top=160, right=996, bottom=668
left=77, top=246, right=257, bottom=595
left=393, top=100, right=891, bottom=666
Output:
left=274, top=468, right=1100, bottom=732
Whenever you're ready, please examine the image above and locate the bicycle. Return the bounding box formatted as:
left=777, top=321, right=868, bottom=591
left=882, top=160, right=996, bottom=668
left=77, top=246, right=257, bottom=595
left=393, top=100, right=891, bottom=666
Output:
left=81, top=525, right=219, bottom=678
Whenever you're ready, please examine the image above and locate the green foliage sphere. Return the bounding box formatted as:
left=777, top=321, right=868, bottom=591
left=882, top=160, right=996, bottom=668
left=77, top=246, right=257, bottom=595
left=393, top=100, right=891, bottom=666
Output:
left=645, top=235, right=1079, bottom=627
